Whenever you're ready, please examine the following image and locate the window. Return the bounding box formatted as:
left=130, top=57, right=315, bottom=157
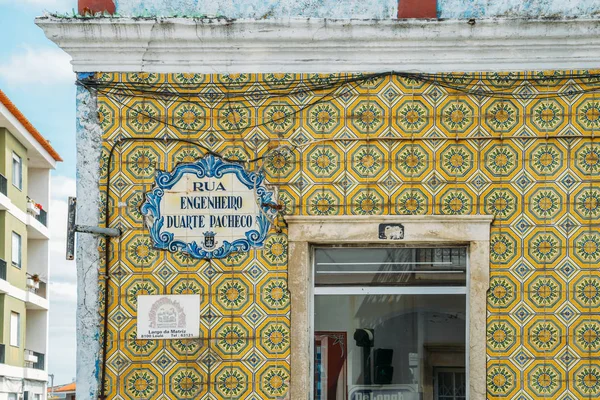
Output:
left=434, top=368, right=466, bottom=400
left=10, top=312, right=20, bottom=347
left=11, top=232, right=21, bottom=268
left=12, top=152, right=22, bottom=190
left=313, top=247, right=467, bottom=400
left=7, top=394, right=17, bottom=400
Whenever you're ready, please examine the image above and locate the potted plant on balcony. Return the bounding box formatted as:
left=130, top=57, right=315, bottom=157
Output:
left=27, top=198, right=40, bottom=216
left=27, top=274, right=40, bottom=289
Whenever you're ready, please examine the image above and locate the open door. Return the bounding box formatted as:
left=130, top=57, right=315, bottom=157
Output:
left=315, top=332, right=348, bottom=400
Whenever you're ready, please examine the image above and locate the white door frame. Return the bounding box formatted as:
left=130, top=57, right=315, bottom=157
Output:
left=286, top=215, right=493, bottom=400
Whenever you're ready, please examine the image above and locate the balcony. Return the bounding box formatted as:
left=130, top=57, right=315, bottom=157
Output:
left=24, top=350, right=45, bottom=371
left=0, top=173, right=6, bottom=196
left=0, top=174, right=10, bottom=211
left=27, top=198, right=47, bottom=226
left=0, top=259, right=14, bottom=298
left=26, top=216, right=49, bottom=240
left=26, top=274, right=47, bottom=299
left=33, top=353, right=45, bottom=370
left=26, top=197, right=49, bottom=239
left=25, top=291, right=49, bottom=311
left=36, top=209, right=47, bottom=226
left=25, top=275, right=48, bottom=310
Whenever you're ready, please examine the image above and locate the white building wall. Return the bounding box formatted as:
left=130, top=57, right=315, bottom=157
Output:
left=27, top=169, right=50, bottom=212
left=27, top=240, right=48, bottom=280
left=113, top=0, right=600, bottom=18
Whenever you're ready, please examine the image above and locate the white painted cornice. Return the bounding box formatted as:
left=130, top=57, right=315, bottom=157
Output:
left=36, top=16, right=600, bottom=73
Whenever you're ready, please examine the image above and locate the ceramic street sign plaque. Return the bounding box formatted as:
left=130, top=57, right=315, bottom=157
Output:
left=137, top=295, right=200, bottom=339
left=141, top=154, right=278, bottom=259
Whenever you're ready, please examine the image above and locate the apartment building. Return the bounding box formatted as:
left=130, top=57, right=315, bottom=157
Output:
left=0, top=91, right=61, bottom=400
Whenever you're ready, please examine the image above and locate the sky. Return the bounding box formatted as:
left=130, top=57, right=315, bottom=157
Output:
left=0, top=0, right=79, bottom=386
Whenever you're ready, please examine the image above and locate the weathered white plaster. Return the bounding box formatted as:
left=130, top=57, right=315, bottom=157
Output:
left=438, top=0, right=600, bottom=19
left=285, top=215, right=493, bottom=400
left=74, top=82, right=103, bottom=400
left=37, top=17, right=600, bottom=73
left=115, top=0, right=398, bottom=19
left=115, top=0, right=600, bottom=19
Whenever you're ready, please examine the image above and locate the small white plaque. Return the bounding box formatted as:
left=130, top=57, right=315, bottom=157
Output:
left=137, top=295, right=200, bottom=340
left=408, top=352, right=419, bottom=367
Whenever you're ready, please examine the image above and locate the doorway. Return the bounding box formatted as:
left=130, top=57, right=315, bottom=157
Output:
left=313, top=247, right=468, bottom=400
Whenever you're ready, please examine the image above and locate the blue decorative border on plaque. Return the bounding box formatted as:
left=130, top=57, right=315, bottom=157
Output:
left=141, top=154, right=278, bottom=259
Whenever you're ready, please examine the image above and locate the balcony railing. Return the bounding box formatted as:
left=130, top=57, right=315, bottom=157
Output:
left=24, top=350, right=45, bottom=370
left=27, top=281, right=47, bottom=299
left=26, top=274, right=47, bottom=299
left=0, top=344, right=5, bottom=364
left=27, top=197, right=48, bottom=227
left=0, top=258, right=6, bottom=281
left=35, top=209, right=47, bottom=227
left=33, top=352, right=45, bottom=370
left=0, top=174, right=6, bottom=196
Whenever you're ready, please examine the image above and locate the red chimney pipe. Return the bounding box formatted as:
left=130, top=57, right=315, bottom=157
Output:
left=78, top=0, right=115, bottom=15
left=398, top=0, right=437, bottom=18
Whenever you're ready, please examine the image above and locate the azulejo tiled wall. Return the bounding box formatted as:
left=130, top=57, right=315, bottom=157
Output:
left=95, top=70, right=600, bottom=399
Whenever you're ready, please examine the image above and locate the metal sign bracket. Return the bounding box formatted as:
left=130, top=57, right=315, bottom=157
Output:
left=66, top=197, right=121, bottom=260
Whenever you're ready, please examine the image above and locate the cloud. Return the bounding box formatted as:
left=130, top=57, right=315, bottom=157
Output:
left=48, top=298, right=77, bottom=384
left=0, top=47, right=74, bottom=87
left=50, top=281, right=78, bottom=302
left=50, top=176, right=76, bottom=245
left=52, top=175, right=77, bottom=199
left=47, top=175, right=77, bottom=384
left=48, top=174, right=76, bottom=282
left=49, top=175, right=77, bottom=282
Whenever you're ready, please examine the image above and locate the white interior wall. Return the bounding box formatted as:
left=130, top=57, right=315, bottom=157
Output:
left=27, top=169, right=50, bottom=211
left=27, top=240, right=49, bottom=281
left=25, top=309, right=48, bottom=356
